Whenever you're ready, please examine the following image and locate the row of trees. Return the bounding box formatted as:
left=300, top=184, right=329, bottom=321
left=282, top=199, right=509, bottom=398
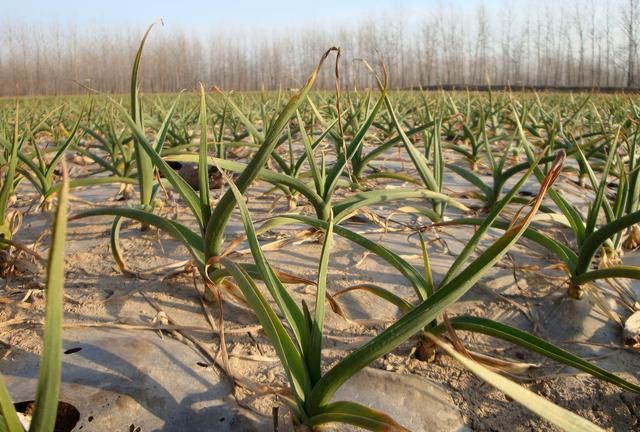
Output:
left=1, top=0, right=639, bottom=95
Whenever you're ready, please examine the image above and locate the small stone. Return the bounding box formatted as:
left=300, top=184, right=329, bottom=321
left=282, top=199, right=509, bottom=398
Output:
left=623, top=311, right=640, bottom=348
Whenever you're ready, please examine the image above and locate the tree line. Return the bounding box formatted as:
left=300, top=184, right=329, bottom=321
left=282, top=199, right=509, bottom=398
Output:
left=1, top=0, right=639, bottom=96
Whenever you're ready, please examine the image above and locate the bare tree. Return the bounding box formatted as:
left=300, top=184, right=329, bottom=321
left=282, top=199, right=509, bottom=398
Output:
left=574, top=0, right=586, bottom=86
left=622, top=0, right=639, bottom=87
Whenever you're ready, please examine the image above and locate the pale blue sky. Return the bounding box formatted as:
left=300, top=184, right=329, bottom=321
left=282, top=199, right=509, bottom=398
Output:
left=6, top=0, right=488, bottom=30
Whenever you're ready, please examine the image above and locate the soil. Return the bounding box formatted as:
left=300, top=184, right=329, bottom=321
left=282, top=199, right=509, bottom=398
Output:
left=1, top=148, right=639, bottom=431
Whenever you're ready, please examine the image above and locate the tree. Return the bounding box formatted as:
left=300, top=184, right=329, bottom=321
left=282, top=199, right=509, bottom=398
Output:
left=622, top=0, right=639, bottom=87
